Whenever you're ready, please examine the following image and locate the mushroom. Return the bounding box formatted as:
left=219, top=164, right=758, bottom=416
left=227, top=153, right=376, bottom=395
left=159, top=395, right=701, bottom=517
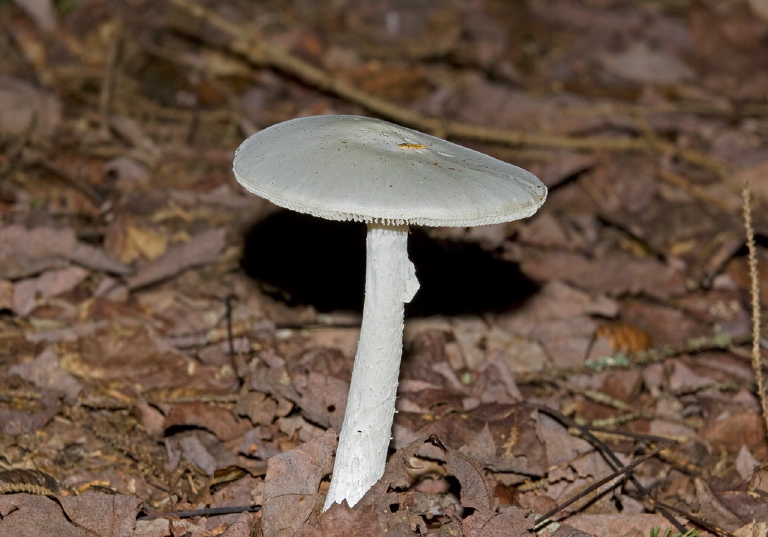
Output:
left=232, top=115, right=547, bottom=509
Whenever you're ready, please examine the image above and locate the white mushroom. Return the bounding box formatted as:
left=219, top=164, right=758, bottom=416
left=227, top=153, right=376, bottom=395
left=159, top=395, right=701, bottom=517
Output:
left=232, top=115, right=547, bottom=510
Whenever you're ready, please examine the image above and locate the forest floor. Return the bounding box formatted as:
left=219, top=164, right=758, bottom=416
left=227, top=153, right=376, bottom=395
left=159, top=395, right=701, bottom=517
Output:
left=1, top=1, right=768, bottom=536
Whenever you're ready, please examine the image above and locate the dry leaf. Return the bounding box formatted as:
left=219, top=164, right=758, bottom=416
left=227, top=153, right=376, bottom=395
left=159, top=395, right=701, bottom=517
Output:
left=736, top=521, right=768, bottom=537
left=463, top=506, right=532, bottom=537
left=13, top=266, right=89, bottom=315
left=57, top=493, right=143, bottom=537
left=520, top=250, right=686, bottom=300
left=0, top=225, right=129, bottom=279
left=261, top=429, right=337, bottom=537
left=293, top=503, right=379, bottom=537
left=12, top=0, right=57, bottom=32
left=0, top=494, right=88, bottom=537
left=566, top=513, right=668, bottom=537
left=600, top=42, right=694, bottom=84
left=8, top=346, right=82, bottom=403
left=126, top=228, right=226, bottom=289
left=163, top=402, right=252, bottom=442
left=0, top=76, right=61, bottom=140
left=0, top=278, right=13, bottom=310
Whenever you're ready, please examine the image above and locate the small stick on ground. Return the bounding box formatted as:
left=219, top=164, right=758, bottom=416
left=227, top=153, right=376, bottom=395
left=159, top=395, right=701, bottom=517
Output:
left=742, top=186, right=768, bottom=441
left=526, top=403, right=687, bottom=533
left=533, top=443, right=667, bottom=530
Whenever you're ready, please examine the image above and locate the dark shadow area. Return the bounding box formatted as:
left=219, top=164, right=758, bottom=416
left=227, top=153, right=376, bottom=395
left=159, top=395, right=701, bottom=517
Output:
left=241, top=211, right=541, bottom=317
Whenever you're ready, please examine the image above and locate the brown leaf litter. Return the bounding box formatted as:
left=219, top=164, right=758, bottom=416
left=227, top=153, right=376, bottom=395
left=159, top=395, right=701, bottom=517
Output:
left=1, top=0, right=768, bottom=536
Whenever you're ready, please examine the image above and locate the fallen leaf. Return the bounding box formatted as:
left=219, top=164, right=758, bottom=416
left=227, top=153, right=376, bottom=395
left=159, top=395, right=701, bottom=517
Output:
left=463, top=505, right=532, bottom=537
left=692, top=478, right=749, bottom=531
left=219, top=511, right=261, bottom=537
left=296, top=371, right=348, bottom=431
left=519, top=249, right=687, bottom=300
left=12, top=0, right=57, bottom=33
left=293, top=503, right=379, bottom=537
left=472, top=352, right=523, bottom=404
left=8, top=346, right=81, bottom=403
left=235, top=391, right=279, bottom=426
left=444, top=445, right=495, bottom=511
left=177, top=431, right=221, bottom=475
left=600, top=42, right=694, bottom=84
left=0, top=225, right=129, bottom=279
left=397, top=405, right=548, bottom=475
left=529, top=316, right=597, bottom=369
left=57, top=493, right=143, bottom=537
left=497, top=280, right=619, bottom=336
left=703, top=411, right=765, bottom=456
left=621, top=299, right=705, bottom=345
left=261, top=429, right=337, bottom=537
left=690, top=1, right=768, bottom=79
left=104, top=156, right=151, bottom=192
left=529, top=151, right=597, bottom=189
left=163, top=402, right=252, bottom=442
left=736, top=521, right=768, bottom=537
left=566, top=513, right=668, bottom=537
left=0, top=389, right=60, bottom=435
left=13, top=266, right=89, bottom=315
left=0, top=494, right=88, bottom=537
left=126, top=228, right=226, bottom=289
left=0, top=76, right=61, bottom=140
left=450, top=79, right=616, bottom=136
left=239, top=426, right=282, bottom=460
left=114, top=221, right=170, bottom=263
left=735, top=445, right=760, bottom=480
left=0, top=278, right=13, bottom=310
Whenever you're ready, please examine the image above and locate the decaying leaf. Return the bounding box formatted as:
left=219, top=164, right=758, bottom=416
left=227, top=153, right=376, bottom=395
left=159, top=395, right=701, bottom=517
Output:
left=163, top=401, right=252, bottom=442
left=0, top=225, right=129, bottom=279
left=126, top=228, right=227, bottom=289
left=12, top=265, right=89, bottom=315
left=0, top=493, right=141, bottom=537
left=261, top=429, right=337, bottom=537
left=600, top=42, right=694, bottom=84
left=57, top=493, right=143, bottom=537
left=0, top=76, right=61, bottom=140
left=293, top=503, right=380, bottom=537
left=462, top=506, right=532, bottom=537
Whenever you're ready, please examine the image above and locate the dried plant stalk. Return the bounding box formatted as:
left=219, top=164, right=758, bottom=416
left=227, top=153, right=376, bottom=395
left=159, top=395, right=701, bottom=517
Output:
left=742, top=187, right=767, bottom=441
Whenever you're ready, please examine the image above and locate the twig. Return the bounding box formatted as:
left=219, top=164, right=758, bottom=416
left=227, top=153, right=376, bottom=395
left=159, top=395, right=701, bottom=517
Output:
left=139, top=504, right=261, bottom=521
left=533, top=444, right=666, bottom=529
left=645, top=499, right=738, bottom=537
left=526, top=403, right=687, bottom=533
left=658, top=168, right=739, bottom=214
left=225, top=294, right=237, bottom=357
left=516, top=332, right=751, bottom=383
left=742, top=187, right=768, bottom=441
left=99, top=16, right=123, bottom=130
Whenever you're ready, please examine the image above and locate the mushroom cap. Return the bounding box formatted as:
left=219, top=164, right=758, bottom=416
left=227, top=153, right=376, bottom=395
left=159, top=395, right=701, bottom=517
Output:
left=233, top=115, right=547, bottom=227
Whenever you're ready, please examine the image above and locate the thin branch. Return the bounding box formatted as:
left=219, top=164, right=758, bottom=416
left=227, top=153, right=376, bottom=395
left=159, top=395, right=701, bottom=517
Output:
left=517, top=332, right=751, bottom=383
left=139, top=504, right=261, bottom=521
left=526, top=403, right=687, bottom=533
left=533, top=444, right=666, bottom=530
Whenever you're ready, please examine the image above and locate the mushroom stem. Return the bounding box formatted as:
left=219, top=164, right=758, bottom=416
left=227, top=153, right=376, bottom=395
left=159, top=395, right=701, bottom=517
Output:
left=324, top=223, right=419, bottom=510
